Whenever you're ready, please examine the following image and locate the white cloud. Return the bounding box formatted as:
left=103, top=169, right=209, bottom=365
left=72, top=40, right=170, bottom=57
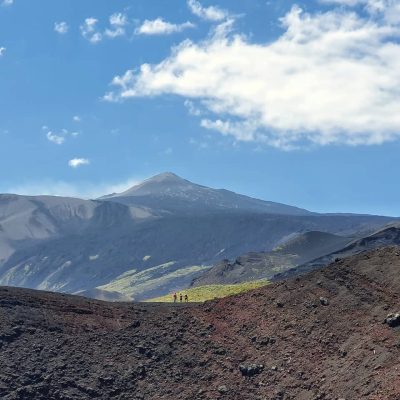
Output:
left=0, top=47, right=5, bottom=56
left=1, top=0, right=13, bottom=7
left=80, top=17, right=102, bottom=44
left=4, top=178, right=142, bottom=199
left=54, top=21, right=69, bottom=34
left=81, top=13, right=131, bottom=42
left=105, top=27, right=125, bottom=38
left=46, top=131, right=65, bottom=145
left=68, top=158, right=90, bottom=168
left=187, top=0, right=228, bottom=21
left=105, top=4, right=400, bottom=149
left=136, top=18, right=195, bottom=35
left=105, top=12, right=128, bottom=38
left=110, top=12, right=128, bottom=27
left=322, top=0, right=400, bottom=23
left=73, top=115, right=81, bottom=122
left=44, top=127, right=79, bottom=144
left=184, top=99, right=203, bottom=116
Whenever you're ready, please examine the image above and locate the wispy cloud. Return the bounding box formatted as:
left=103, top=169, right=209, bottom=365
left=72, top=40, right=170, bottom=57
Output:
left=1, top=0, right=13, bottom=7
left=105, top=12, right=128, bottom=38
left=136, top=18, right=195, bottom=35
left=0, top=47, right=5, bottom=57
left=46, top=131, right=65, bottom=145
left=81, top=12, right=130, bottom=43
left=54, top=21, right=69, bottom=35
left=4, top=178, right=142, bottom=199
left=73, top=115, right=81, bottom=122
left=68, top=158, right=90, bottom=168
left=105, top=3, right=400, bottom=149
left=184, top=99, right=202, bottom=116
left=80, top=17, right=102, bottom=44
left=187, top=0, right=228, bottom=21
left=44, top=127, right=79, bottom=145
left=321, top=0, right=400, bottom=23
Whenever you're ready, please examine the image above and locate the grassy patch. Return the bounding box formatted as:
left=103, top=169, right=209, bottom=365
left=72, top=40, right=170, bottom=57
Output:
left=97, top=262, right=210, bottom=300
left=145, top=279, right=270, bottom=303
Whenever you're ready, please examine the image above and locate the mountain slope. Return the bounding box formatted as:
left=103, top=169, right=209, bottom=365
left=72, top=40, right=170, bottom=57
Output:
left=276, top=225, right=400, bottom=280
left=1, top=212, right=392, bottom=298
left=192, top=231, right=354, bottom=286
left=0, top=174, right=397, bottom=300
left=0, top=194, right=97, bottom=264
left=0, top=247, right=399, bottom=399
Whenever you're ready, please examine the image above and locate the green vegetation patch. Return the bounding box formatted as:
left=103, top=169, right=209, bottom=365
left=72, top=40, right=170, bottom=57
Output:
left=98, top=262, right=209, bottom=300
left=146, top=279, right=270, bottom=303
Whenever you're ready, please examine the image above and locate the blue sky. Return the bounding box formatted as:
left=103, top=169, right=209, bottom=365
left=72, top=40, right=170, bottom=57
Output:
left=1, top=0, right=400, bottom=216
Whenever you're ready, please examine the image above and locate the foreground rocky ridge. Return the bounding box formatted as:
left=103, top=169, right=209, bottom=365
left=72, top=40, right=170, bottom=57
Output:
left=1, top=247, right=400, bottom=399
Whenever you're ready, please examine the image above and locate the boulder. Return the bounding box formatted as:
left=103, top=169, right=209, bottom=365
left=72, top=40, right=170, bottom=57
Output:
left=239, top=363, right=264, bottom=377
left=320, top=297, right=329, bottom=306
left=385, top=313, right=400, bottom=328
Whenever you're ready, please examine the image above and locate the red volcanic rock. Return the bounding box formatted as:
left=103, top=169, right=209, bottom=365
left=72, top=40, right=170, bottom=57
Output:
left=1, top=246, right=400, bottom=399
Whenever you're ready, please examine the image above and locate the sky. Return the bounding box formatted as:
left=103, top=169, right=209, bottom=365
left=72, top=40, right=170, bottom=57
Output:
left=1, top=0, right=400, bottom=216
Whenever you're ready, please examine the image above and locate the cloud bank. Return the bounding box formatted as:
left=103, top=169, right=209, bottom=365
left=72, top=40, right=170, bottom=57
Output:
left=105, top=3, right=400, bottom=149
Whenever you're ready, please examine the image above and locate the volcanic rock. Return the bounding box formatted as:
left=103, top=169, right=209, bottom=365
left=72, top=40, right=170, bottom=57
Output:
left=0, top=247, right=400, bottom=399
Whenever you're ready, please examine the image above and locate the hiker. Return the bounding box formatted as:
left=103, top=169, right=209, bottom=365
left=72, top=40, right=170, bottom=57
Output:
left=180, top=293, right=183, bottom=302
left=173, top=292, right=177, bottom=303
left=184, top=294, right=188, bottom=303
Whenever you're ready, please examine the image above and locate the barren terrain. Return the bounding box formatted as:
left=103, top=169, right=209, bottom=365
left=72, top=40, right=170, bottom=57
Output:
left=1, top=247, right=399, bottom=399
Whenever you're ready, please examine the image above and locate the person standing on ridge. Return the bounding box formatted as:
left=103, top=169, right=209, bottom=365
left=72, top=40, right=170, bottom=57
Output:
left=173, top=292, right=177, bottom=303
left=184, top=294, right=188, bottom=303
left=180, top=293, right=183, bottom=303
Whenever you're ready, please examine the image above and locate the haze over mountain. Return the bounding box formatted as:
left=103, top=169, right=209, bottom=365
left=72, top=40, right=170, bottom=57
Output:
left=0, top=173, right=397, bottom=300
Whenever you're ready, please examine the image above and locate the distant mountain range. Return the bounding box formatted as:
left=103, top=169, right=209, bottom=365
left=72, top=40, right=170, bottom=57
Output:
left=0, top=173, right=397, bottom=300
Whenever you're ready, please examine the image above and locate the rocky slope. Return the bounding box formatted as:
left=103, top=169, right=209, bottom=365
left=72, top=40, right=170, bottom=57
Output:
left=276, top=225, right=400, bottom=280
left=0, top=246, right=399, bottom=399
left=192, top=231, right=352, bottom=286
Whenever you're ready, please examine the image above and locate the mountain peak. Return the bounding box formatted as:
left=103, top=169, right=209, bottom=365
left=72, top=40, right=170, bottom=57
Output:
left=145, top=172, right=185, bottom=183
left=109, top=172, right=194, bottom=198
left=101, top=172, right=312, bottom=216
